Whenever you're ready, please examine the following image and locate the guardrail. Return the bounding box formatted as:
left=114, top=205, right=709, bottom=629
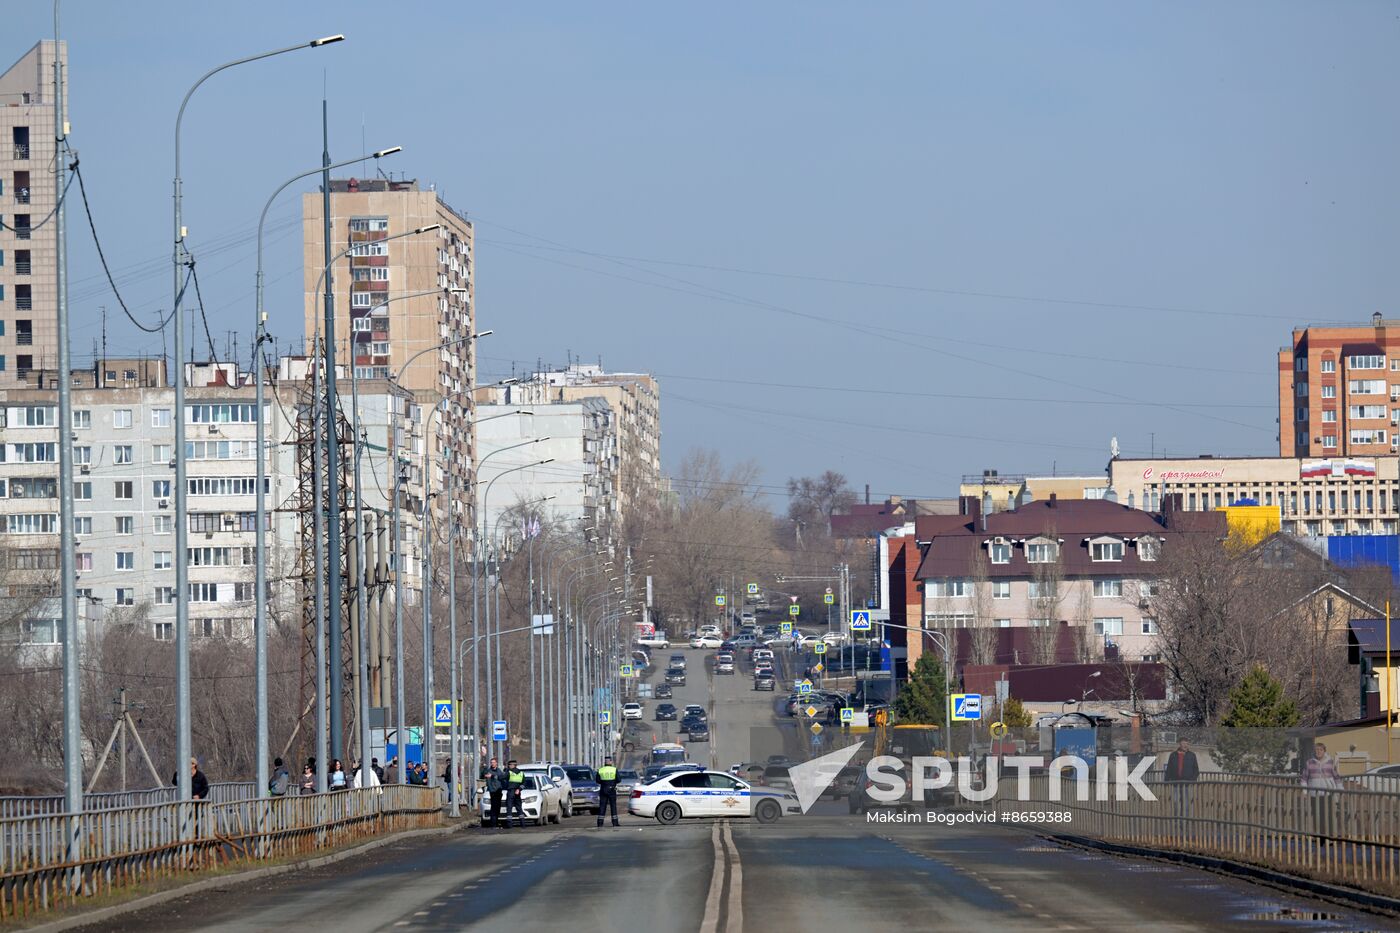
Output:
left=0, top=782, right=257, bottom=821
left=993, top=774, right=1400, bottom=893
left=0, top=784, right=445, bottom=921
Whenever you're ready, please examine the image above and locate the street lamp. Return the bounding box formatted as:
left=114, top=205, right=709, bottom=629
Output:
left=171, top=31, right=343, bottom=803
left=311, top=223, right=441, bottom=755
left=251, top=146, right=399, bottom=803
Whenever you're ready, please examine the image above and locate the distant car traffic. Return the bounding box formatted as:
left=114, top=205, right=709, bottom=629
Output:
left=690, top=634, right=723, bottom=649
left=629, top=770, right=800, bottom=824
left=655, top=703, right=678, bottom=721
left=684, top=704, right=706, bottom=719
left=687, top=721, right=710, bottom=742
left=665, top=667, right=687, bottom=685
left=669, top=653, right=687, bottom=670
left=715, top=657, right=735, bottom=674
left=622, top=702, right=643, bottom=720
left=653, top=683, right=673, bottom=699
left=564, top=764, right=600, bottom=813
left=753, top=672, right=775, bottom=691
left=637, top=632, right=669, bottom=648
left=616, top=768, right=642, bottom=798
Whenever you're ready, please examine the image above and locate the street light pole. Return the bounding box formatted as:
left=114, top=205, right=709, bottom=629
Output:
left=252, top=147, right=397, bottom=805
left=173, top=31, right=344, bottom=803
left=875, top=620, right=953, bottom=743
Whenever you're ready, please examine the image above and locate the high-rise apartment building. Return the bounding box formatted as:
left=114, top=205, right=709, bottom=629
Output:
left=474, top=363, right=660, bottom=527
left=302, top=177, right=476, bottom=522
left=0, top=41, right=65, bottom=385
left=1278, top=314, right=1400, bottom=458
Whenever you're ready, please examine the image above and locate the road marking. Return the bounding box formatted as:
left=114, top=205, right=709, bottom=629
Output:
left=722, top=820, right=743, bottom=932
left=700, top=819, right=725, bottom=933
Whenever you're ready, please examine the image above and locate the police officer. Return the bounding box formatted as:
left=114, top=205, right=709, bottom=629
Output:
left=595, top=755, right=620, bottom=827
left=505, top=759, right=526, bottom=828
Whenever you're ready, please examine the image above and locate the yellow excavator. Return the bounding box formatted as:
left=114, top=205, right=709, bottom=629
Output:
left=848, top=713, right=948, bottom=814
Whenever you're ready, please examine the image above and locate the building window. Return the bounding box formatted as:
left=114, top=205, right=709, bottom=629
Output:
left=115, top=552, right=134, bottom=571
left=992, top=581, right=1011, bottom=599
left=1028, top=580, right=1058, bottom=599
left=72, top=409, right=91, bottom=429
left=152, top=480, right=171, bottom=498
left=1350, top=429, right=1387, bottom=445
left=114, top=445, right=133, bottom=464
left=924, top=612, right=974, bottom=628
left=75, top=553, right=92, bottom=571
left=1137, top=536, right=1160, bottom=560
left=188, top=582, right=222, bottom=603
left=113, top=409, right=132, bottom=428
left=74, top=482, right=91, bottom=500
left=114, top=481, right=133, bottom=500
left=153, top=551, right=172, bottom=570
left=1321, top=436, right=1337, bottom=449
left=1093, top=617, right=1124, bottom=636
left=926, top=578, right=970, bottom=598
left=1323, top=410, right=1337, bottom=423
left=1349, top=379, right=1385, bottom=395
left=1322, top=359, right=1336, bottom=373
left=1141, top=618, right=1159, bottom=635
left=234, top=582, right=256, bottom=602
left=74, top=446, right=91, bottom=465
left=115, top=588, right=134, bottom=606
left=351, top=293, right=374, bottom=309
left=995, top=619, right=1012, bottom=628
left=116, top=516, right=133, bottom=535
left=155, top=586, right=177, bottom=605
left=153, top=515, right=173, bottom=535
left=1296, top=407, right=1308, bottom=422
left=1349, top=405, right=1387, bottom=419
left=1026, top=540, right=1059, bottom=563
left=151, top=408, right=171, bottom=428
left=1091, top=540, right=1124, bottom=562
left=74, top=517, right=91, bottom=535
left=153, top=622, right=173, bottom=641
left=0, top=513, right=58, bottom=534
left=988, top=542, right=1011, bottom=563
left=1348, top=354, right=1385, bottom=369
left=1295, top=382, right=1308, bottom=397
left=1092, top=579, right=1123, bottom=598
left=1321, top=385, right=1336, bottom=399
left=189, top=403, right=262, bottom=423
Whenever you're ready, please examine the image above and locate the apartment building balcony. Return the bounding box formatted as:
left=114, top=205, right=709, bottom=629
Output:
left=14, top=187, right=30, bottom=204
left=14, top=226, right=31, bottom=241
left=14, top=260, right=30, bottom=275
left=12, top=144, right=28, bottom=160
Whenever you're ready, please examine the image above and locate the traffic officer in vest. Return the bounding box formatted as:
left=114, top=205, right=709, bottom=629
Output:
left=596, top=756, right=620, bottom=827
left=505, top=760, right=526, bottom=828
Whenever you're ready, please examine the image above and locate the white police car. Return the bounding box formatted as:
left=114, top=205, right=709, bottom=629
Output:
left=628, top=768, right=801, bottom=824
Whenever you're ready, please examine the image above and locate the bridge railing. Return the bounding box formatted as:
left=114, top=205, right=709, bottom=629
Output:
left=0, top=784, right=445, bottom=922
left=993, top=773, right=1400, bottom=893
left=0, top=782, right=258, bottom=821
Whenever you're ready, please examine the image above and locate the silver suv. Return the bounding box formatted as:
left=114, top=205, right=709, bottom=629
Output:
left=520, top=762, right=575, bottom=817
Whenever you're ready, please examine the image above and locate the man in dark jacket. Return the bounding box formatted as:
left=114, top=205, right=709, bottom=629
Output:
left=1163, top=738, right=1199, bottom=821
left=480, top=757, right=507, bottom=828
left=172, top=757, right=210, bottom=800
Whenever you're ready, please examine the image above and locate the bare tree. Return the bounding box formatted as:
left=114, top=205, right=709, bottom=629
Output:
left=968, top=550, right=997, bottom=665
left=1028, top=531, right=1063, bottom=665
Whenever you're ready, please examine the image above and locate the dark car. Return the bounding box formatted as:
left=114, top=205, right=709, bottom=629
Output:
left=720, top=640, right=737, bottom=653
left=754, top=672, right=776, bottom=691
left=564, top=764, right=600, bottom=813
left=665, top=667, right=687, bottom=685
left=687, top=721, right=711, bottom=742
left=655, top=703, right=678, bottom=721
left=680, top=714, right=706, bottom=733
left=653, top=683, right=673, bottom=699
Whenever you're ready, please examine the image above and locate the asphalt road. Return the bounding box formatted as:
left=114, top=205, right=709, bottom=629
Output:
left=72, top=643, right=1399, bottom=932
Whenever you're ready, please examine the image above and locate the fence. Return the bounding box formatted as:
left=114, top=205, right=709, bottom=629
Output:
left=0, top=784, right=445, bottom=921
left=993, top=772, right=1400, bottom=894
left=0, top=782, right=258, bottom=822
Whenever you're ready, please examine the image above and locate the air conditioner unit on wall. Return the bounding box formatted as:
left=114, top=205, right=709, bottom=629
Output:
left=207, top=425, right=219, bottom=434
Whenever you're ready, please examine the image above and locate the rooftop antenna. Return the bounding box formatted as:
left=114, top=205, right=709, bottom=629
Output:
left=100, top=306, right=107, bottom=388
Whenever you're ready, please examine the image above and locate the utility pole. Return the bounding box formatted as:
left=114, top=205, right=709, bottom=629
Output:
left=321, top=100, right=344, bottom=756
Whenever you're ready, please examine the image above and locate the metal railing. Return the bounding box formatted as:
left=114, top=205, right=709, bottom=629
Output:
left=0, top=784, right=444, bottom=920
left=993, top=773, right=1400, bottom=893
left=0, top=782, right=257, bottom=821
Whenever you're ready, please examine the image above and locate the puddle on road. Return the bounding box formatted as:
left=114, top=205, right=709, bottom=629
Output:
left=1233, top=903, right=1382, bottom=931
left=1017, top=844, right=1064, bottom=853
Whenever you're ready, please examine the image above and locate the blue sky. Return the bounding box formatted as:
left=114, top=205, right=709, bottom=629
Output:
left=8, top=1, right=1399, bottom=502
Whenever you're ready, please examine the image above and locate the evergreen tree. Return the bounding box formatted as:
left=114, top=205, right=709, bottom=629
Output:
left=1002, top=696, right=1033, bottom=729
left=1216, top=665, right=1300, bottom=773
left=894, top=654, right=947, bottom=725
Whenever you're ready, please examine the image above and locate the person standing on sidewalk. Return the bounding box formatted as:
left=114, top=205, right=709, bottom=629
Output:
left=505, top=760, right=526, bottom=828
left=1301, top=741, right=1343, bottom=838
left=480, top=756, right=507, bottom=828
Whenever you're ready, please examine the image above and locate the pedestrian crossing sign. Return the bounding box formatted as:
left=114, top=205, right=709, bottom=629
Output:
left=840, top=707, right=854, bottom=723
left=433, top=700, right=454, bottom=729
left=788, top=604, right=800, bottom=617
left=746, top=583, right=759, bottom=595
left=798, top=681, right=812, bottom=695
left=599, top=710, right=611, bottom=726
left=715, top=594, right=727, bottom=607
left=813, top=641, right=827, bottom=655
left=620, top=663, right=634, bottom=678
left=823, top=593, right=834, bottom=605
left=780, top=621, right=792, bottom=635
left=849, top=610, right=871, bottom=631
left=950, top=693, right=982, bottom=721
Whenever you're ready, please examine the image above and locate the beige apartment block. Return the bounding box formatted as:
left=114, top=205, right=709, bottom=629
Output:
left=302, top=178, right=475, bottom=525
left=0, top=41, right=65, bottom=386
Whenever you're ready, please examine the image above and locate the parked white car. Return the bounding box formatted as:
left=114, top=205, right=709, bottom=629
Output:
left=521, top=762, right=575, bottom=817
left=622, top=702, right=644, bottom=720
left=480, top=773, right=563, bottom=825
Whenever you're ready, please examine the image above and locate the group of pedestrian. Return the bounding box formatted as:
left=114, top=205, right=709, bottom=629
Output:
left=479, top=758, right=526, bottom=828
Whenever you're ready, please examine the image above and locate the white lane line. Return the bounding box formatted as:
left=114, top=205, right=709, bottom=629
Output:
left=700, top=822, right=725, bottom=933
left=722, top=820, right=743, bottom=932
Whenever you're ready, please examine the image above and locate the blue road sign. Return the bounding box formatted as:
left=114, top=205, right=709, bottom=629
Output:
left=813, top=641, right=828, bottom=655
left=839, top=707, right=854, bottom=723
left=746, top=582, right=759, bottom=595
left=491, top=720, right=508, bottom=742
left=599, top=710, right=612, bottom=726
left=849, top=610, right=871, bottom=631
left=823, top=593, right=834, bottom=605
left=950, top=694, right=982, bottom=721
left=433, top=700, right=453, bottom=728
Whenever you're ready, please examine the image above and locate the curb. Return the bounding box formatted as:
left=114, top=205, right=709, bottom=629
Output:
left=30, top=818, right=474, bottom=933
left=1042, top=831, right=1400, bottom=919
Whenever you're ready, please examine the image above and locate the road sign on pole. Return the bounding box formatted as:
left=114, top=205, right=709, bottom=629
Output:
left=746, top=582, right=759, bottom=595
left=839, top=707, right=854, bottom=723
left=823, top=593, right=834, bottom=605
left=433, top=700, right=453, bottom=729
left=780, top=621, right=792, bottom=635
left=715, top=594, right=727, bottom=607
left=813, top=662, right=823, bottom=673
left=620, top=663, right=634, bottom=678
left=813, top=641, right=827, bottom=655
left=849, top=610, right=871, bottom=631
left=789, top=604, right=800, bottom=617
left=599, top=710, right=611, bottom=726
left=950, top=694, right=982, bottom=721
left=491, top=720, right=509, bottom=741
